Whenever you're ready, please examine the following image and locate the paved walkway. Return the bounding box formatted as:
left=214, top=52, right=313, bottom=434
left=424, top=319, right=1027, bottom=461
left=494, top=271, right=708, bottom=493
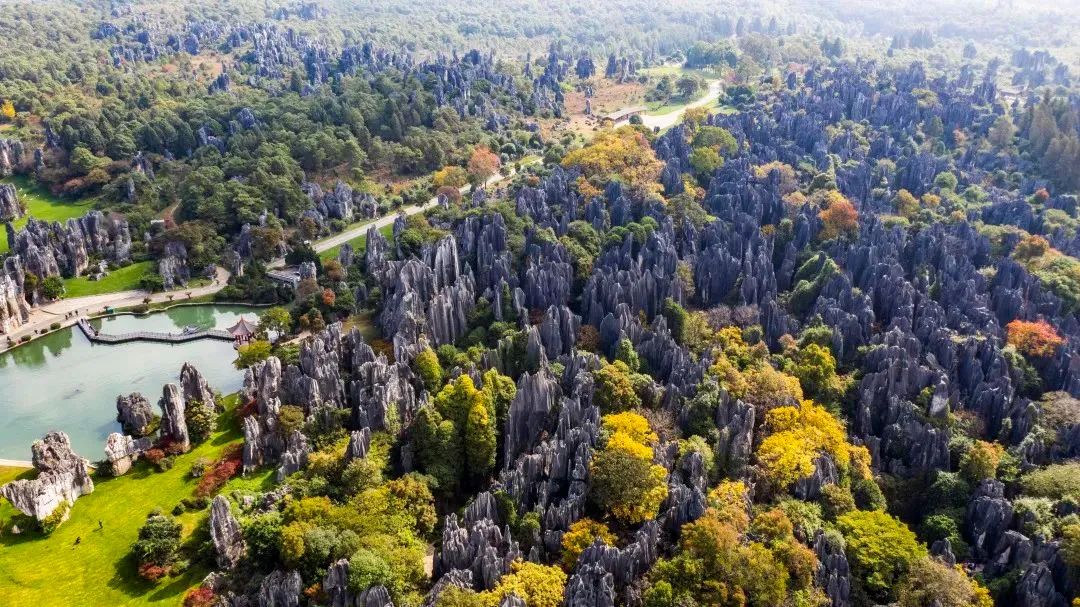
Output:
left=640, top=80, right=722, bottom=131
left=2, top=267, right=232, bottom=350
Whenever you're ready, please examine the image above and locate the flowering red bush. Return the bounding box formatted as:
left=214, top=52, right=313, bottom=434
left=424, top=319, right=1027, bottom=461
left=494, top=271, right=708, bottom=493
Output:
left=195, top=445, right=243, bottom=498
left=1035, top=188, right=1050, bottom=203
left=183, top=587, right=216, bottom=607
left=1007, top=319, right=1066, bottom=358
left=138, top=563, right=169, bottom=581
left=143, top=448, right=166, bottom=465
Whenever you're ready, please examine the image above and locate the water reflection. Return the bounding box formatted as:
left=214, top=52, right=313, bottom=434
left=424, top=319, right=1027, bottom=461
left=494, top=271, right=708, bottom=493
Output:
left=0, top=305, right=255, bottom=459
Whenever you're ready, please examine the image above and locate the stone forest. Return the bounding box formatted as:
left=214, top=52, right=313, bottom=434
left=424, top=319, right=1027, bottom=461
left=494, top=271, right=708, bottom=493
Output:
left=1, top=1, right=1080, bottom=606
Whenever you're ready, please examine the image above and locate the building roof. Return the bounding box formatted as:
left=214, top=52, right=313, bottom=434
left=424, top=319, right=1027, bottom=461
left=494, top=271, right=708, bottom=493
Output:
left=227, top=317, right=258, bottom=337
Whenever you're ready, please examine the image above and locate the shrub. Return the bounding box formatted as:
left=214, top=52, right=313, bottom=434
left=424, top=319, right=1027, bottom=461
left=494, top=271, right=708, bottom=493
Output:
left=195, top=446, right=243, bottom=498
left=184, top=402, right=216, bottom=444
left=183, top=587, right=217, bottom=607
left=561, top=519, right=616, bottom=569
left=40, top=501, right=70, bottom=534
left=1006, top=319, right=1065, bottom=358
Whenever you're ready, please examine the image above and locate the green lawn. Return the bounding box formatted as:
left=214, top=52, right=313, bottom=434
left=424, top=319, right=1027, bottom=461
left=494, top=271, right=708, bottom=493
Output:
left=62, top=261, right=154, bottom=298
left=320, top=223, right=395, bottom=261
left=1, top=176, right=96, bottom=253
left=0, top=396, right=276, bottom=607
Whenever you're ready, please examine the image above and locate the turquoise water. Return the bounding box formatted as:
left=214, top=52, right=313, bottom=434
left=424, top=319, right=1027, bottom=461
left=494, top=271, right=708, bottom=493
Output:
left=0, top=305, right=260, bottom=460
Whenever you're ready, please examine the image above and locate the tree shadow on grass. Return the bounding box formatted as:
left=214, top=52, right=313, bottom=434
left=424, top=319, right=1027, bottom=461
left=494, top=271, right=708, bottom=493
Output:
left=107, top=547, right=207, bottom=602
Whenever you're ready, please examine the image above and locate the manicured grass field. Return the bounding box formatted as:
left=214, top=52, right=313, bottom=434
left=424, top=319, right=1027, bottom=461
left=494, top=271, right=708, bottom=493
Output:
left=0, top=396, right=275, bottom=607
left=0, top=176, right=96, bottom=253
left=62, top=261, right=155, bottom=298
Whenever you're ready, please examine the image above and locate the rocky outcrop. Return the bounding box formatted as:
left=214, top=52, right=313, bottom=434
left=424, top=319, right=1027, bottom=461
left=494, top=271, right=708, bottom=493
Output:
left=0, top=183, right=22, bottom=221
left=257, top=570, right=303, bottom=607
left=966, top=479, right=1014, bottom=560
left=503, top=369, right=559, bottom=464
left=116, top=392, right=156, bottom=437
left=180, top=363, right=217, bottom=411
left=346, top=427, right=371, bottom=462
left=158, top=383, right=191, bottom=452
left=0, top=261, right=30, bottom=334
left=210, top=495, right=246, bottom=569
left=0, top=431, right=94, bottom=521
left=159, top=240, right=191, bottom=289
left=9, top=211, right=131, bottom=279
left=814, top=530, right=851, bottom=607
left=104, top=432, right=151, bottom=475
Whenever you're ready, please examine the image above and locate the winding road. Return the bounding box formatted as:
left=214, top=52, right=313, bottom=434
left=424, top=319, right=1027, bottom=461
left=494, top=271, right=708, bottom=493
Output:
left=640, top=79, right=722, bottom=131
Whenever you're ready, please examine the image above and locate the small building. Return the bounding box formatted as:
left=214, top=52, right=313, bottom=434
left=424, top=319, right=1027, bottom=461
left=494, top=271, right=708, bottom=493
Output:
left=227, top=317, right=258, bottom=345
left=604, top=105, right=648, bottom=125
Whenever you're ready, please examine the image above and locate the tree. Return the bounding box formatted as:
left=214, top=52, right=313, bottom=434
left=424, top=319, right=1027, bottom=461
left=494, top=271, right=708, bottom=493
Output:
left=184, top=402, right=216, bottom=444
left=464, top=396, right=496, bottom=481
left=893, top=189, right=919, bottom=218
left=590, top=412, right=668, bottom=524
left=837, top=510, right=927, bottom=602
left=1013, top=235, right=1050, bottom=262
left=988, top=114, right=1015, bottom=150
left=467, top=146, right=501, bottom=184
left=592, top=361, right=641, bottom=412
left=756, top=401, right=871, bottom=492
left=644, top=512, right=788, bottom=607
left=432, top=165, right=469, bottom=189
left=235, top=340, right=273, bottom=369
left=896, top=558, right=992, bottom=607
left=1006, top=319, right=1065, bottom=358
left=561, top=519, right=616, bottom=568
left=675, top=75, right=704, bottom=99
left=483, top=561, right=566, bottom=607
left=413, top=347, right=444, bottom=392
left=42, top=275, right=65, bottom=300
left=0, top=99, right=15, bottom=122
left=259, top=306, right=293, bottom=336
left=959, top=440, right=1004, bottom=483
left=818, top=192, right=859, bottom=240
left=561, top=126, right=663, bottom=199
left=132, top=512, right=182, bottom=570
left=689, top=147, right=723, bottom=177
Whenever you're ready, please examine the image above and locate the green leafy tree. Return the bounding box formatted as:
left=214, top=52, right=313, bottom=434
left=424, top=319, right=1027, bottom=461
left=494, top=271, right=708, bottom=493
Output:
left=837, top=510, right=927, bottom=602
left=413, top=347, right=443, bottom=392
left=592, top=361, right=641, bottom=412
left=235, top=340, right=273, bottom=369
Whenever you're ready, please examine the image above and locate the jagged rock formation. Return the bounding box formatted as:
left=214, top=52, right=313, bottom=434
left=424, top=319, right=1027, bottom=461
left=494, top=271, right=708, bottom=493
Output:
left=0, top=432, right=94, bottom=521
left=116, top=392, right=156, bottom=436
left=0, top=182, right=22, bottom=221
left=210, top=495, right=247, bottom=569
left=104, top=432, right=152, bottom=475
left=0, top=260, right=30, bottom=334
left=159, top=240, right=190, bottom=289
left=180, top=363, right=218, bottom=411
left=8, top=211, right=131, bottom=279
left=257, top=569, right=303, bottom=607
left=158, top=383, right=191, bottom=452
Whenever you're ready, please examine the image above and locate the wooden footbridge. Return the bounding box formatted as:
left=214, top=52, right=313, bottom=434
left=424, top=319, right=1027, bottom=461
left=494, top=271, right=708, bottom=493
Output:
left=76, top=318, right=234, bottom=345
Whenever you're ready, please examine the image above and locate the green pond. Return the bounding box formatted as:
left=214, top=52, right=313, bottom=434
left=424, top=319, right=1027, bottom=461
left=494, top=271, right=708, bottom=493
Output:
left=0, top=305, right=261, bottom=459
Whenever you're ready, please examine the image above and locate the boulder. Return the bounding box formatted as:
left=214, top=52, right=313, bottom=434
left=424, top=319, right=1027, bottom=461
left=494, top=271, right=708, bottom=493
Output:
left=116, top=392, right=156, bottom=436
left=104, top=432, right=151, bottom=475
left=0, top=431, right=94, bottom=521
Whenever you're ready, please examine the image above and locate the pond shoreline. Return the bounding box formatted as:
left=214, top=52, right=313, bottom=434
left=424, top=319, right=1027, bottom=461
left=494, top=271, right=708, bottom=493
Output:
left=1, top=300, right=269, bottom=354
